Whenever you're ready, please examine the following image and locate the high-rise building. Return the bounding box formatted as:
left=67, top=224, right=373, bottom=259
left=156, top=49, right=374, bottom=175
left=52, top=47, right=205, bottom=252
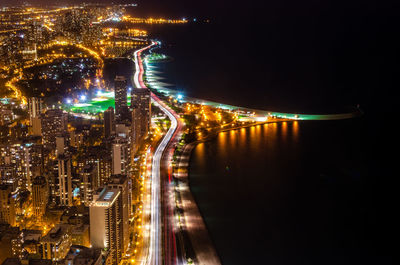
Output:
left=77, top=146, right=112, bottom=188
left=24, top=143, right=45, bottom=188
left=114, top=76, right=128, bottom=121
left=112, top=137, right=130, bottom=175
left=57, top=155, right=72, bottom=206
left=104, top=107, right=115, bottom=138
left=0, top=184, right=16, bottom=226
left=32, top=176, right=48, bottom=219
left=90, top=188, right=123, bottom=265
left=108, top=174, right=131, bottom=252
left=0, top=142, right=44, bottom=192
left=79, top=165, right=98, bottom=206
left=131, top=88, right=151, bottom=154
left=28, top=97, right=43, bottom=125
left=41, top=109, right=67, bottom=149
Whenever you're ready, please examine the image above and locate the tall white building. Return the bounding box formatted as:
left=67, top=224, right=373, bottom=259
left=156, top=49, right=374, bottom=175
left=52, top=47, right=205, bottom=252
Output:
left=28, top=97, right=43, bottom=125
left=108, top=174, right=131, bottom=253
left=58, top=155, right=72, bottom=206
left=90, top=187, right=123, bottom=265
left=112, top=137, right=130, bottom=175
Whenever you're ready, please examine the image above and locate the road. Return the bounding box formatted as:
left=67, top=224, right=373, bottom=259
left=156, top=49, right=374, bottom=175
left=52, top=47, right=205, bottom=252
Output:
left=133, top=42, right=183, bottom=265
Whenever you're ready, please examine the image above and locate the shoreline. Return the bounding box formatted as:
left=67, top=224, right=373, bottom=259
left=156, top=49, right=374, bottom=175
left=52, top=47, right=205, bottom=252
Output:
left=174, top=141, right=221, bottom=265
left=173, top=119, right=298, bottom=264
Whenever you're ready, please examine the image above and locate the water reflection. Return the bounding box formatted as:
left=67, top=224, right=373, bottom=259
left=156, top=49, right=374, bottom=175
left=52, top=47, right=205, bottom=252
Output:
left=281, top=122, right=288, bottom=142
left=194, top=142, right=205, bottom=168
left=292, top=121, right=299, bottom=142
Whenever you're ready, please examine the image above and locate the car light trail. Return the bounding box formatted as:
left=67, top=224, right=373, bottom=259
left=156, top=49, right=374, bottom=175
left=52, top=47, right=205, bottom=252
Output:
left=134, top=41, right=182, bottom=265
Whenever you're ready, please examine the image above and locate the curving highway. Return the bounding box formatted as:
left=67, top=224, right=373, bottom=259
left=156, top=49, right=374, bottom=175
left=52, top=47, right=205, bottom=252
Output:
left=134, top=41, right=182, bottom=265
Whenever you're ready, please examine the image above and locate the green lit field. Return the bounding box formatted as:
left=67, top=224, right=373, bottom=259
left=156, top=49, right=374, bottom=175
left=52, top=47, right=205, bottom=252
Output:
left=63, top=91, right=131, bottom=114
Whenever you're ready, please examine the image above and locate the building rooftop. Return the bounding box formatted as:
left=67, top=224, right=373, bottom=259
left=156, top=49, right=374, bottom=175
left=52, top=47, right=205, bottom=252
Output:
left=92, top=187, right=120, bottom=207
left=109, top=174, right=127, bottom=185
left=40, top=224, right=70, bottom=243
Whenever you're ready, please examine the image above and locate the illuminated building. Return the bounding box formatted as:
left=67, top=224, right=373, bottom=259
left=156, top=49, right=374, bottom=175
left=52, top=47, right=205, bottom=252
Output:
left=77, top=146, right=112, bottom=188
left=32, top=176, right=48, bottom=219
left=111, top=137, right=130, bottom=175
left=108, top=174, right=131, bottom=252
left=28, top=97, right=43, bottom=125
left=57, top=155, right=72, bottom=206
left=104, top=107, right=115, bottom=139
left=0, top=166, right=17, bottom=191
left=79, top=165, right=98, bottom=206
left=0, top=101, right=14, bottom=126
left=40, top=109, right=67, bottom=149
left=69, top=130, right=84, bottom=148
left=114, top=76, right=128, bottom=121
left=0, top=184, right=16, bottom=226
left=131, top=88, right=151, bottom=153
left=0, top=142, right=44, bottom=192
left=90, top=188, right=123, bottom=265
left=39, top=224, right=72, bottom=261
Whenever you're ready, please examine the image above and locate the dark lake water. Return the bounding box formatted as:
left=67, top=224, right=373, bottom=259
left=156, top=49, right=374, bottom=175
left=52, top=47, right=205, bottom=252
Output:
left=145, top=7, right=395, bottom=263
left=188, top=118, right=394, bottom=264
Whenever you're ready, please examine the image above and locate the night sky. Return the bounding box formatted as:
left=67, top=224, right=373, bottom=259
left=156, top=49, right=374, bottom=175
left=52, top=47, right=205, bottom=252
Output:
left=2, top=0, right=398, bottom=112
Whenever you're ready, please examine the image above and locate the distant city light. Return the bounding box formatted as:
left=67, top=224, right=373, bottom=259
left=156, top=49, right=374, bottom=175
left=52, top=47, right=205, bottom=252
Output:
left=177, top=94, right=183, bottom=100
left=80, top=95, right=87, bottom=101
left=66, top=98, right=72, bottom=104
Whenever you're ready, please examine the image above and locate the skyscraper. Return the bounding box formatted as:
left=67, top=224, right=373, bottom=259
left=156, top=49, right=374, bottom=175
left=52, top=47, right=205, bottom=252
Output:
left=28, top=97, right=43, bottom=125
left=28, top=97, right=43, bottom=136
left=131, top=88, right=151, bottom=153
left=57, top=155, right=72, bottom=206
left=32, top=175, right=48, bottom=219
left=112, top=137, right=130, bottom=175
left=41, top=109, right=67, bottom=149
left=108, top=174, right=131, bottom=253
left=90, top=187, right=123, bottom=265
left=114, top=76, right=128, bottom=121
left=104, top=106, right=116, bottom=138
left=79, top=165, right=98, bottom=206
